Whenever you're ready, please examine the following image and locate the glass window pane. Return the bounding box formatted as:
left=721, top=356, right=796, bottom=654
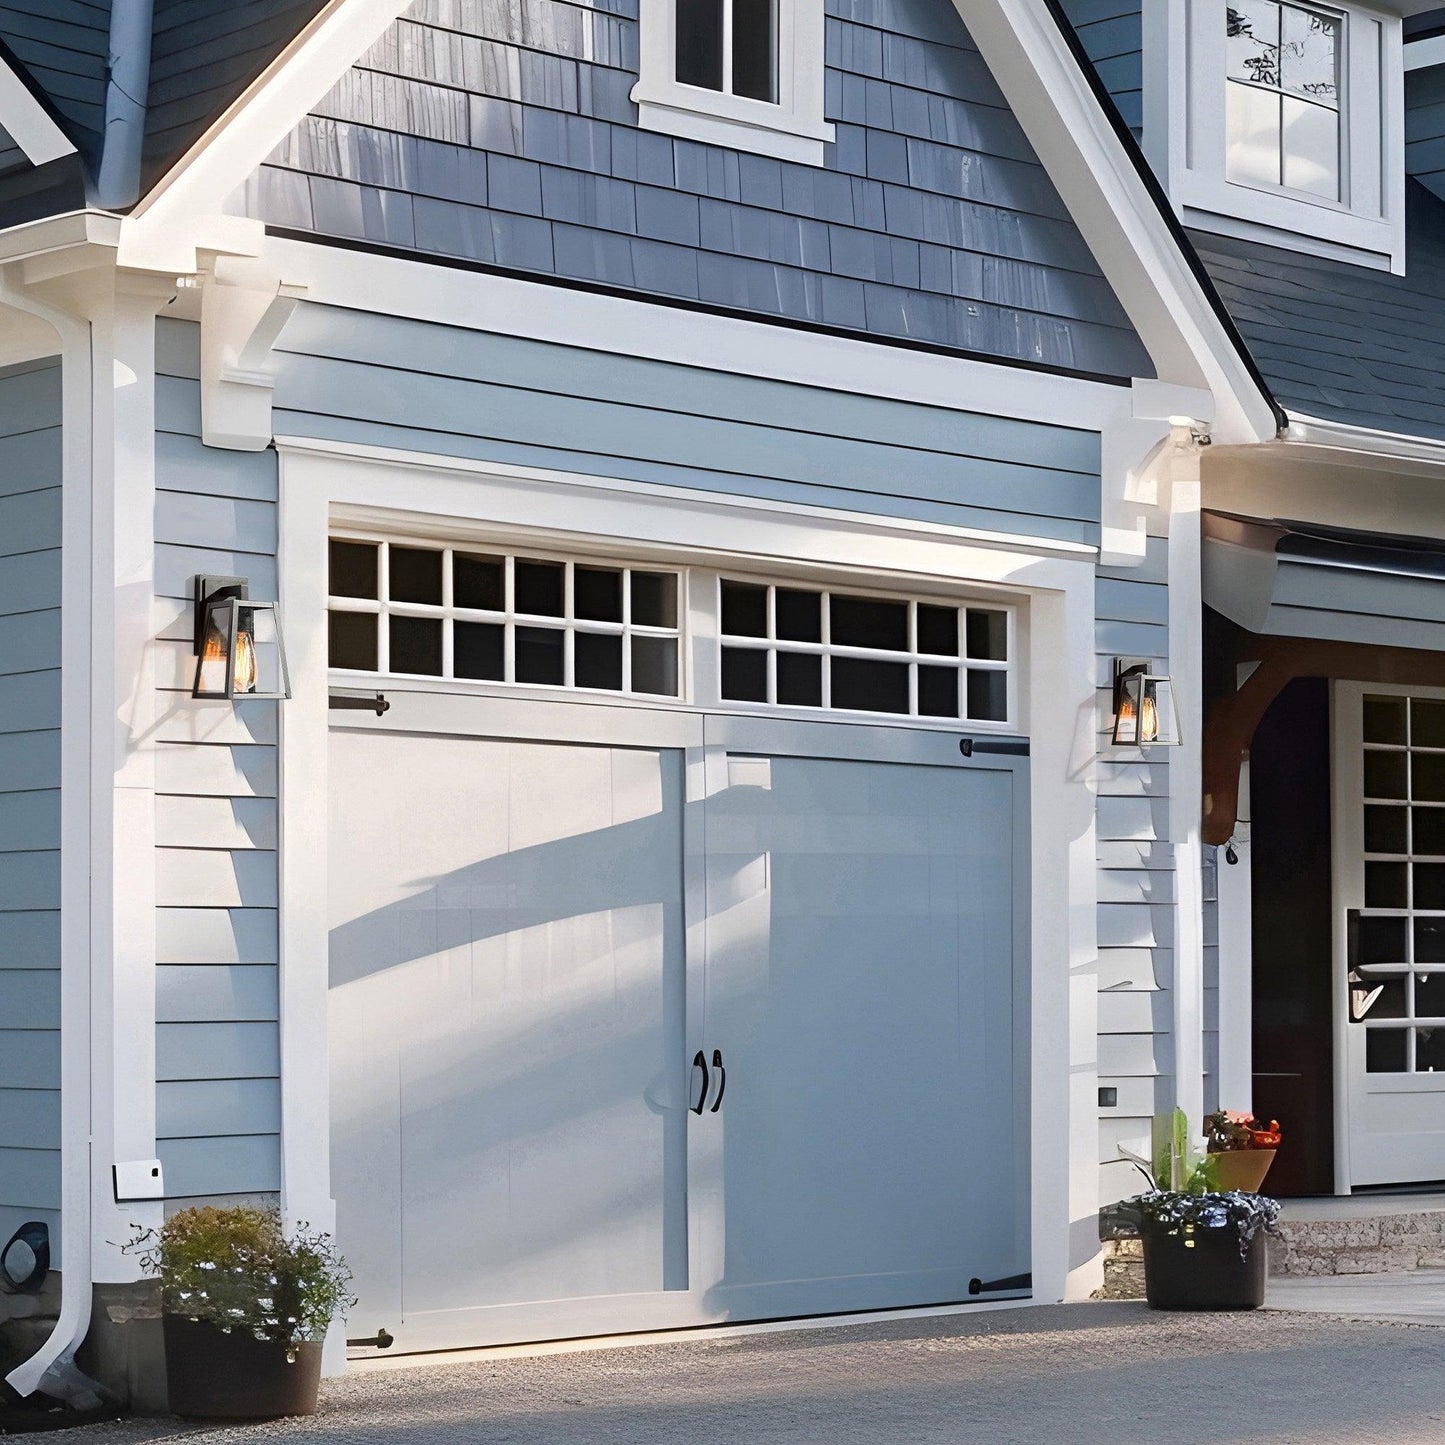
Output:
left=389, top=546, right=443, bottom=605
left=1281, top=97, right=1338, bottom=199
left=1416, top=917, right=1445, bottom=964
left=1366, top=861, right=1408, bottom=909
left=1416, top=972, right=1445, bottom=1019
left=574, top=566, right=623, bottom=623
left=1357, top=976, right=1407, bottom=1020
left=1365, top=750, right=1407, bottom=800
left=918, top=606, right=960, bottom=657
left=967, top=669, right=1008, bottom=722
left=1418, top=1027, right=1445, bottom=1072
left=732, top=0, right=776, bottom=102
left=1226, top=81, right=1282, bottom=189
left=918, top=665, right=960, bottom=718
left=454, top=552, right=504, bottom=611
left=1355, top=914, right=1407, bottom=967
left=777, top=651, right=822, bottom=707
left=1415, top=808, right=1445, bottom=857
left=721, top=581, right=767, bottom=637
left=1365, top=805, right=1408, bottom=854
left=1364, top=696, right=1407, bottom=745
left=830, top=595, right=908, bottom=651
left=1227, top=1, right=1281, bottom=85
left=389, top=616, right=442, bottom=675
left=329, top=540, right=378, bottom=599
left=721, top=646, right=767, bottom=702
left=328, top=611, right=377, bottom=670
left=776, top=589, right=821, bottom=643
left=1415, top=700, right=1445, bottom=750
left=1366, top=1027, right=1408, bottom=1073
left=515, top=625, right=564, bottom=684
left=1280, top=4, right=1337, bottom=104
left=965, top=609, right=1007, bottom=661
left=575, top=631, right=623, bottom=690
left=676, top=0, right=723, bottom=90
left=632, top=636, right=678, bottom=695
left=831, top=656, right=908, bottom=713
left=631, top=571, right=678, bottom=628
left=454, top=620, right=504, bottom=680
left=1417, top=864, right=1445, bottom=911
left=1415, top=753, right=1445, bottom=803
left=515, top=560, right=564, bottom=617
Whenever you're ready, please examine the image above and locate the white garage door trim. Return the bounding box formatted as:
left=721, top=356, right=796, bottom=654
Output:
left=276, top=439, right=1102, bottom=1355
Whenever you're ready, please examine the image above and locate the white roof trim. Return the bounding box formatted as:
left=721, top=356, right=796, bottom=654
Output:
left=961, top=0, right=1279, bottom=446
left=116, top=0, right=415, bottom=272
left=0, top=55, right=76, bottom=167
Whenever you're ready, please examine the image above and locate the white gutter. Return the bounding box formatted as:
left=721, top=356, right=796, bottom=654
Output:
left=1282, top=411, right=1445, bottom=468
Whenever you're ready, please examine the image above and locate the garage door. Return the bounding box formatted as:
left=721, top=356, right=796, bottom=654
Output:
left=330, top=699, right=1028, bottom=1355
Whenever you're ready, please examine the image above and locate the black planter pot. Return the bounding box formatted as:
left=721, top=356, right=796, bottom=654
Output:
left=1140, top=1220, right=1267, bottom=1310
left=163, top=1314, right=322, bottom=1419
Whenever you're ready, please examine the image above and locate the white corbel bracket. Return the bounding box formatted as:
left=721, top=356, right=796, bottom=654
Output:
left=199, top=255, right=306, bottom=451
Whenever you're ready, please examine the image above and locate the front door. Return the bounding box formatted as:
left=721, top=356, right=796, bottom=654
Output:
left=1335, top=684, right=1445, bottom=1189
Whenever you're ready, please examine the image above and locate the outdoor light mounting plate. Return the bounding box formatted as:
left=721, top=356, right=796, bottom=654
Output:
left=193, top=574, right=248, bottom=655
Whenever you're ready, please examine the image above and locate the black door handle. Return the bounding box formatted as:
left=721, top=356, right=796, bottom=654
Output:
left=710, top=1048, right=726, bottom=1112
left=691, top=1050, right=709, bottom=1115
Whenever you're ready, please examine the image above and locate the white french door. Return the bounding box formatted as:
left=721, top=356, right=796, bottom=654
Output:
left=1334, top=683, right=1445, bottom=1190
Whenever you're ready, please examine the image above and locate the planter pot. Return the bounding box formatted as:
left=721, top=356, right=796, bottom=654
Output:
left=1210, top=1148, right=1276, bottom=1194
left=1140, top=1220, right=1267, bottom=1311
left=163, top=1314, right=322, bottom=1419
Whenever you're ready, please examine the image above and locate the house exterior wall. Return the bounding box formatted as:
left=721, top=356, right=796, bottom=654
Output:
left=1407, top=59, right=1445, bottom=204
left=233, top=0, right=1151, bottom=377
left=152, top=318, right=283, bottom=1202
left=1055, top=0, right=1142, bottom=138
left=0, top=356, right=63, bottom=1252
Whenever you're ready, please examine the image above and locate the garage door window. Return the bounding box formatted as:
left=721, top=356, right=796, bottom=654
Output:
left=328, top=538, right=681, bottom=696
left=719, top=578, right=1013, bottom=723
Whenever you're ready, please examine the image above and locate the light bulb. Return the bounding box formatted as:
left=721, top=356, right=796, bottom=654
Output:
left=1141, top=689, right=1159, bottom=744
left=232, top=626, right=258, bottom=694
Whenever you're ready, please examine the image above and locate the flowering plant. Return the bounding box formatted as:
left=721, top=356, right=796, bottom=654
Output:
left=1204, top=1110, right=1282, bottom=1153
left=126, top=1205, right=353, bottom=1346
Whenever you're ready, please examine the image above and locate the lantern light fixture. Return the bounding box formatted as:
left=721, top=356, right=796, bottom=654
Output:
left=1112, top=658, right=1180, bottom=748
left=192, top=575, right=291, bottom=701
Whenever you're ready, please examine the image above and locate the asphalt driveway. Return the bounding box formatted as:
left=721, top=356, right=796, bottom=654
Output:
left=60, top=1302, right=1445, bottom=1445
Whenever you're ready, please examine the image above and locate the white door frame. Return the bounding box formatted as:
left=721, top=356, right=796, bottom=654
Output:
left=276, top=436, right=1103, bottom=1341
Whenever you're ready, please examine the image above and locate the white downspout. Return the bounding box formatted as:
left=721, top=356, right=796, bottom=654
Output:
left=0, top=280, right=98, bottom=1405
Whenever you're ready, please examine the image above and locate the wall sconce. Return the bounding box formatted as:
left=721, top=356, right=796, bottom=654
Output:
left=192, top=575, right=291, bottom=700
left=1112, top=658, right=1180, bottom=747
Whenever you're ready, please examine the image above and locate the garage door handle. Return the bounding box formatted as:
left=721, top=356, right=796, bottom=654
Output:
left=710, top=1049, right=726, bottom=1113
left=691, top=1050, right=709, bottom=1115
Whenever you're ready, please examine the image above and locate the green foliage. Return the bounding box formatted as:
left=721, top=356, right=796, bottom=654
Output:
left=127, top=1205, right=354, bottom=1344
left=1151, top=1108, right=1213, bottom=1193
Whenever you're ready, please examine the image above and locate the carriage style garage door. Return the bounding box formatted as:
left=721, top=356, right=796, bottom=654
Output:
left=329, top=697, right=1029, bottom=1356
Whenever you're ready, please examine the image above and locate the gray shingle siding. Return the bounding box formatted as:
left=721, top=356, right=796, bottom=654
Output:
left=1407, top=61, right=1445, bottom=206
left=238, top=0, right=1151, bottom=377
left=0, top=356, right=63, bottom=1256
left=1054, top=0, right=1142, bottom=138
left=0, top=1, right=109, bottom=160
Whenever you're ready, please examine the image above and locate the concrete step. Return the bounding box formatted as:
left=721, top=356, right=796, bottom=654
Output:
left=1272, top=1199, right=1445, bottom=1278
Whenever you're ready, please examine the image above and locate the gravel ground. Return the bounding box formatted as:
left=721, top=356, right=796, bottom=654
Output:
left=52, top=1302, right=1445, bottom=1445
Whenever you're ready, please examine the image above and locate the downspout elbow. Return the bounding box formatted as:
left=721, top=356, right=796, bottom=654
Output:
left=95, top=0, right=155, bottom=211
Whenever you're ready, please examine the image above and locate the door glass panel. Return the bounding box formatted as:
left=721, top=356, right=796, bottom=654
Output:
left=965, top=609, right=1008, bottom=661
left=721, top=581, right=768, bottom=637
left=1416, top=972, right=1445, bottom=1019
left=515, top=625, right=564, bottom=684
left=574, top=631, right=623, bottom=690
left=722, top=647, right=767, bottom=702
left=1365, top=805, right=1408, bottom=854
left=917, top=605, right=959, bottom=657
left=330, top=611, right=378, bottom=671
left=631, top=637, right=678, bottom=696
left=1416, top=864, right=1445, bottom=911
left=1416, top=753, right=1445, bottom=803
left=1355, top=915, right=1407, bottom=967
left=631, top=572, right=678, bottom=628
left=575, top=566, right=623, bottom=623
left=918, top=665, right=959, bottom=719
left=967, top=670, right=1008, bottom=722
left=1414, top=700, right=1445, bottom=749
left=454, top=553, right=504, bottom=611
left=830, top=596, right=908, bottom=651
left=1364, top=750, right=1407, bottom=799
left=1364, top=695, right=1407, bottom=744
left=1366, top=1027, right=1409, bottom=1073
left=390, top=546, right=443, bottom=605
left=831, top=656, right=908, bottom=714
left=454, top=621, right=504, bottom=681
left=1418, top=1027, right=1445, bottom=1072
left=515, top=559, right=565, bottom=617
left=775, top=589, right=822, bottom=643
left=1356, top=975, right=1407, bottom=1020
left=390, top=616, right=443, bottom=675
left=330, top=540, right=379, bottom=599
left=776, top=651, right=822, bottom=707
left=1415, top=808, right=1445, bottom=857
left=1417, top=918, right=1445, bottom=964
left=1365, top=862, right=1407, bottom=910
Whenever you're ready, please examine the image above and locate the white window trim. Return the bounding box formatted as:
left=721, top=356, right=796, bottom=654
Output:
left=1144, top=0, right=1405, bottom=273
left=631, top=0, right=833, bottom=165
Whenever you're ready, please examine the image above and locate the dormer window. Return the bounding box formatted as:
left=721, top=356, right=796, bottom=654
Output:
left=633, top=0, right=832, bottom=164
left=1149, top=0, right=1404, bottom=272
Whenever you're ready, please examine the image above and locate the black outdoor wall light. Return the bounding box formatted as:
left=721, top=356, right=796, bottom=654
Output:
left=192, top=574, right=292, bottom=700
left=1112, top=657, right=1180, bottom=748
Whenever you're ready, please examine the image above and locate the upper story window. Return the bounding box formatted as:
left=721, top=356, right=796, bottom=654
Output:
left=632, top=0, right=832, bottom=164
left=1149, top=0, right=1404, bottom=272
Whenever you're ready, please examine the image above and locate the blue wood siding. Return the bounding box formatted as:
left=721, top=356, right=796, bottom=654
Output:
left=153, top=318, right=282, bottom=1200
left=1408, top=62, right=1445, bottom=206
left=1056, top=0, right=1143, bottom=139
left=0, top=355, right=62, bottom=1250
left=272, top=303, right=1105, bottom=546
left=238, top=0, right=1150, bottom=378
left=0, top=1, right=109, bottom=160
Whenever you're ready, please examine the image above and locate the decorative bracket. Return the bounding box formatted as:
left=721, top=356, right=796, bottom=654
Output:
left=199, top=254, right=306, bottom=451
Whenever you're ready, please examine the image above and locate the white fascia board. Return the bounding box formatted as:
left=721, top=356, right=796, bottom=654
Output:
left=1283, top=411, right=1445, bottom=467
left=264, top=235, right=1127, bottom=433
left=960, top=0, right=1278, bottom=447
left=0, top=58, right=76, bottom=167
left=116, top=0, right=415, bottom=273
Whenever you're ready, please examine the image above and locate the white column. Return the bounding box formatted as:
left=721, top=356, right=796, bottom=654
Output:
left=1215, top=761, right=1253, bottom=1111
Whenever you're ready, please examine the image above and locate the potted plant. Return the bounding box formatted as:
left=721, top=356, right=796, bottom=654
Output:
left=1203, top=1109, right=1281, bottom=1194
left=1121, top=1109, right=1282, bottom=1311
left=127, top=1205, right=354, bottom=1418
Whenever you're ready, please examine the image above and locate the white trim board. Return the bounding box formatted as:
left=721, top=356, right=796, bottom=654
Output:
left=0, top=58, right=76, bottom=167
left=262, top=238, right=1127, bottom=433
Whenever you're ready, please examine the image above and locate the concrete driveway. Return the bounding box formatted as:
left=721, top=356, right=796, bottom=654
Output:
left=60, top=1301, right=1445, bottom=1445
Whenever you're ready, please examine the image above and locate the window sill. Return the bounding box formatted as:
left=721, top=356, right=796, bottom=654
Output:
left=631, top=81, right=834, bottom=165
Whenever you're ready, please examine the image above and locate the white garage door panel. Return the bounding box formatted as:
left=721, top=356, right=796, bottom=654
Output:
left=330, top=730, right=689, bottom=1348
